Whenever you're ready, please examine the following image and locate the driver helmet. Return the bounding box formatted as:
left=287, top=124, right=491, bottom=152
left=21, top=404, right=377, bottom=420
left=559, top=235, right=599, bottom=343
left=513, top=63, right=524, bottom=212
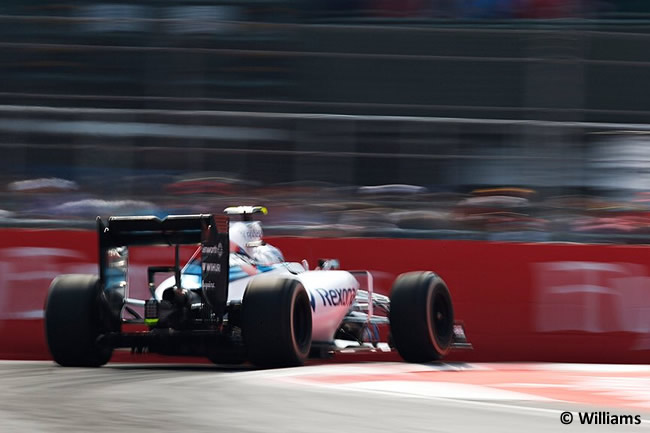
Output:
left=229, top=221, right=263, bottom=257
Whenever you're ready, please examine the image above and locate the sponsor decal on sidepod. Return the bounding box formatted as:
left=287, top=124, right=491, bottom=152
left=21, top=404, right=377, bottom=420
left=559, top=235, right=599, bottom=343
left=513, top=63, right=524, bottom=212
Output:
left=310, top=287, right=357, bottom=311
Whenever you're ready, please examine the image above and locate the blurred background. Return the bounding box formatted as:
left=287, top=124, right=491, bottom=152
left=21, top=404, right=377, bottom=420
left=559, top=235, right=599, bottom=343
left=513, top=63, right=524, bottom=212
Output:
left=3, top=0, right=650, bottom=243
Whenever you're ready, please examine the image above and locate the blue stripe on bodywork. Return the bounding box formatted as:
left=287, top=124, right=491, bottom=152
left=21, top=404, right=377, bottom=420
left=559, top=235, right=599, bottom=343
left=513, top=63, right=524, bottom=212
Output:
left=228, top=266, right=250, bottom=282
left=182, top=259, right=279, bottom=283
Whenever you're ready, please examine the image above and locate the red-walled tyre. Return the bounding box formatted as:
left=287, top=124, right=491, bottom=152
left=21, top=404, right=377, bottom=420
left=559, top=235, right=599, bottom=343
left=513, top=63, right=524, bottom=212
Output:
left=389, top=271, right=454, bottom=363
left=45, top=274, right=113, bottom=367
left=241, top=277, right=312, bottom=368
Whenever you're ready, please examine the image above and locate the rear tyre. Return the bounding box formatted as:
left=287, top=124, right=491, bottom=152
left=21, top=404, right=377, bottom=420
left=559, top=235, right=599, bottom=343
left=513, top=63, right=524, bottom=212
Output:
left=45, top=274, right=114, bottom=367
left=389, top=271, right=454, bottom=363
left=241, top=277, right=312, bottom=368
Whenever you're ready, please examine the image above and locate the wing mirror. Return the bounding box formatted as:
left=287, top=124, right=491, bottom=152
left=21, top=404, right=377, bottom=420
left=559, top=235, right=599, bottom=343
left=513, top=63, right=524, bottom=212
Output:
left=318, top=259, right=340, bottom=270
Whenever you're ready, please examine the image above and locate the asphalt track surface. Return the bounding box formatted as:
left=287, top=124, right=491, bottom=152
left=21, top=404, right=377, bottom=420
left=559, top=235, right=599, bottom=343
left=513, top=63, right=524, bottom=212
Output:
left=1, top=360, right=650, bottom=433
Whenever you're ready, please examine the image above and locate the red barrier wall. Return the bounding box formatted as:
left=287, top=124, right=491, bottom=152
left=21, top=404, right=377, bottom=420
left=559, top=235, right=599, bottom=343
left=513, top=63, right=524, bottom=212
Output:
left=2, top=228, right=650, bottom=363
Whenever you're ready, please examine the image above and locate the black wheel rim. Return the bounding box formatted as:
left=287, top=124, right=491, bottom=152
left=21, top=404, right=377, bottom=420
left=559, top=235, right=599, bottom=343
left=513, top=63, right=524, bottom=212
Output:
left=432, top=292, right=452, bottom=347
left=293, top=292, right=311, bottom=352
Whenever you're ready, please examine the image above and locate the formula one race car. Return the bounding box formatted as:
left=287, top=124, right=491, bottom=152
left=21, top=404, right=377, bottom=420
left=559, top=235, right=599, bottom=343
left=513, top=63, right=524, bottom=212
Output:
left=44, top=206, right=470, bottom=368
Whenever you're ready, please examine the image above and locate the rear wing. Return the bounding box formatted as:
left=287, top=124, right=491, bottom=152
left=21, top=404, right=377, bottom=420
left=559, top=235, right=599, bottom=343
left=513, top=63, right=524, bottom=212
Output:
left=98, top=214, right=229, bottom=248
left=97, top=214, right=230, bottom=319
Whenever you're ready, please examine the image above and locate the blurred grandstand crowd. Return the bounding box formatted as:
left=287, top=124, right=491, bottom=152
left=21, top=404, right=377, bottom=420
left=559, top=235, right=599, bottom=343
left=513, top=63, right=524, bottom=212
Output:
left=2, top=0, right=650, bottom=22
left=311, top=0, right=632, bottom=19
left=4, top=174, right=650, bottom=244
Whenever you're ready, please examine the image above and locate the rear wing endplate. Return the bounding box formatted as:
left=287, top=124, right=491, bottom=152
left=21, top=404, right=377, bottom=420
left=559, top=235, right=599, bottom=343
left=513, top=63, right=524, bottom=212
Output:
left=97, top=214, right=230, bottom=319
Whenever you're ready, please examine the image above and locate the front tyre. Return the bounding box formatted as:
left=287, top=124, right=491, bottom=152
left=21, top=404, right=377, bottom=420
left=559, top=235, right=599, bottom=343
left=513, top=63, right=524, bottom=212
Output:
left=45, top=274, right=114, bottom=367
left=241, top=277, right=312, bottom=368
left=389, top=271, right=454, bottom=363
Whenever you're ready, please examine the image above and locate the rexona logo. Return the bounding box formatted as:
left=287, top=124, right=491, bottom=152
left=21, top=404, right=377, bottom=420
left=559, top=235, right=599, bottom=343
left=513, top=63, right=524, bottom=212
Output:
left=313, top=288, right=357, bottom=310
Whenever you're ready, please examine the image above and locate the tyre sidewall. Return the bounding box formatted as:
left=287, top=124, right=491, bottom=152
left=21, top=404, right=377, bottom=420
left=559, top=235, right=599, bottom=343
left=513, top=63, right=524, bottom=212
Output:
left=45, top=274, right=113, bottom=367
left=241, top=277, right=312, bottom=367
left=389, top=271, right=454, bottom=362
left=426, top=280, right=453, bottom=356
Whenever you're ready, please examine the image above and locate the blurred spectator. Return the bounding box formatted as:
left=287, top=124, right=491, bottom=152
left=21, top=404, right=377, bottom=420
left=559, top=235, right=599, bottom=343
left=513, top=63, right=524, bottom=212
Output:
left=513, top=0, right=615, bottom=18
left=313, top=0, right=615, bottom=19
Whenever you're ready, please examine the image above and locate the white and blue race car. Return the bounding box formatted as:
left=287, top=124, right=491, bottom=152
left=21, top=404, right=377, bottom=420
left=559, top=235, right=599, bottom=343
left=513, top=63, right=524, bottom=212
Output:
left=44, top=206, right=470, bottom=368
